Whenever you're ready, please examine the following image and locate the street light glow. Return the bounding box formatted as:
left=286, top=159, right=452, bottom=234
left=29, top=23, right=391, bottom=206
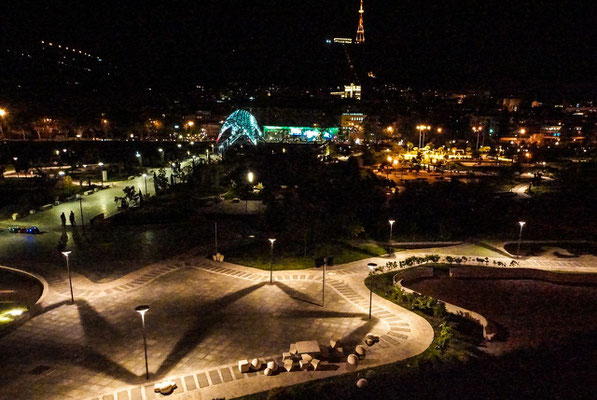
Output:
left=519, top=221, right=526, bottom=228
left=247, top=171, right=254, bottom=183
left=0, top=108, right=7, bottom=117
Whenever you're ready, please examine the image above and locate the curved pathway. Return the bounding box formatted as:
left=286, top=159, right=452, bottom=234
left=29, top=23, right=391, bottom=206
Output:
left=3, top=241, right=594, bottom=400
left=0, top=254, right=433, bottom=400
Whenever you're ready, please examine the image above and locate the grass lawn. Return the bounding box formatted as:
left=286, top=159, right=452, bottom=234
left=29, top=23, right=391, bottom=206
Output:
left=225, top=240, right=387, bottom=270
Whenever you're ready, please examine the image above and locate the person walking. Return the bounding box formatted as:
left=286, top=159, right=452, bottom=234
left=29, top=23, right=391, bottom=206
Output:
left=69, top=210, right=76, bottom=226
left=60, top=212, right=66, bottom=227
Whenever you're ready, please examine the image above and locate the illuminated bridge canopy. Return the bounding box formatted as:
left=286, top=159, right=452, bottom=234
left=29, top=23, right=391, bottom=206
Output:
left=216, top=110, right=263, bottom=153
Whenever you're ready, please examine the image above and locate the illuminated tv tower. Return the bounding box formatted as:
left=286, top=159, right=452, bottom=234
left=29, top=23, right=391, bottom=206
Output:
left=355, top=0, right=365, bottom=44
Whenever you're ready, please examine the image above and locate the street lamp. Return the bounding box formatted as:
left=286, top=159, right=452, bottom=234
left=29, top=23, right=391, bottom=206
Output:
left=135, top=151, right=142, bottom=166
left=473, top=126, right=483, bottom=150
left=268, top=238, right=276, bottom=283
left=142, top=173, right=148, bottom=196
left=98, top=162, right=104, bottom=187
left=12, top=157, right=18, bottom=178
left=367, top=263, right=377, bottom=319
left=78, top=197, right=85, bottom=228
left=246, top=171, right=254, bottom=215
left=135, top=305, right=150, bottom=380
left=61, top=251, right=74, bottom=303
left=388, top=219, right=395, bottom=242
left=517, top=221, right=526, bottom=259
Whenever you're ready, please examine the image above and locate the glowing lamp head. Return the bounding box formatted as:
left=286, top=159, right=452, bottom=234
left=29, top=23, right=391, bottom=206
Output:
left=98, top=162, right=104, bottom=166
left=135, top=152, right=141, bottom=158
left=268, top=238, right=276, bottom=245
left=61, top=251, right=71, bottom=258
left=519, top=221, right=526, bottom=228
left=0, top=108, right=7, bottom=117
left=135, top=305, right=149, bottom=316
left=247, top=171, right=254, bottom=183
left=389, top=219, right=395, bottom=226
left=142, top=173, right=147, bottom=178
left=158, top=148, right=163, bottom=152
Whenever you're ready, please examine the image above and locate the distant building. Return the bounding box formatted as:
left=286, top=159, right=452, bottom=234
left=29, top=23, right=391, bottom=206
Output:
left=501, top=98, right=522, bottom=112
left=333, top=37, right=353, bottom=44
left=341, top=112, right=365, bottom=141
left=331, top=83, right=362, bottom=100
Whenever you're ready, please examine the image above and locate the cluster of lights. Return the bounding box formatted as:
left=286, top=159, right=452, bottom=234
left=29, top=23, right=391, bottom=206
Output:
left=41, top=40, right=102, bottom=61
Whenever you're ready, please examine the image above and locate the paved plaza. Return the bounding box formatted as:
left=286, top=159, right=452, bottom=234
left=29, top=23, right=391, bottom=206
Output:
left=1, top=242, right=596, bottom=400
left=0, top=256, right=432, bottom=400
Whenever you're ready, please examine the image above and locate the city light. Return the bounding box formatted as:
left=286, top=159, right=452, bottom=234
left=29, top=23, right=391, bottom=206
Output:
left=0, top=108, right=7, bottom=117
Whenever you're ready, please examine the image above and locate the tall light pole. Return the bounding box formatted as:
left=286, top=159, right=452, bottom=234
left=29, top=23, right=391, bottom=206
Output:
left=214, top=222, right=218, bottom=255
left=0, top=107, right=7, bottom=138
left=158, top=148, right=164, bottom=162
left=98, top=162, right=104, bottom=187
left=13, top=157, right=19, bottom=178
left=473, top=126, right=483, bottom=151
left=246, top=171, right=254, bottom=215
left=78, top=198, right=85, bottom=228
left=321, top=258, right=326, bottom=308
left=367, top=263, right=377, bottom=319
left=135, top=305, right=150, bottom=380
left=517, top=221, right=526, bottom=259
left=268, top=238, right=276, bottom=283
left=61, top=251, right=74, bottom=303
left=388, top=219, right=395, bottom=242
left=136, top=151, right=142, bottom=167
left=142, top=173, right=148, bottom=196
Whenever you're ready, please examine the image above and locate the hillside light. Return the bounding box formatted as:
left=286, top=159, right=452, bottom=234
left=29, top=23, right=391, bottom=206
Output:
left=135, top=305, right=150, bottom=379
left=0, top=108, right=7, bottom=117
left=61, top=251, right=74, bottom=303
left=268, top=238, right=276, bottom=283
left=517, top=221, right=526, bottom=259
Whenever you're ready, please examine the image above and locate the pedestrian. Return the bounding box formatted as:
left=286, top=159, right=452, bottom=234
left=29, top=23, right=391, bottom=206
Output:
left=60, top=212, right=66, bottom=227
left=69, top=211, right=76, bottom=226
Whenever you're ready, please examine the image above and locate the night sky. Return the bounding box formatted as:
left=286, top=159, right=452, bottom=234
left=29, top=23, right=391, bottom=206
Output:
left=3, top=0, right=596, bottom=92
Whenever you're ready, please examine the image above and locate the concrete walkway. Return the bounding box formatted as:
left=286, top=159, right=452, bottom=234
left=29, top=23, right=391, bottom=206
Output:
left=0, top=254, right=433, bottom=400
left=2, top=242, right=596, bottom=400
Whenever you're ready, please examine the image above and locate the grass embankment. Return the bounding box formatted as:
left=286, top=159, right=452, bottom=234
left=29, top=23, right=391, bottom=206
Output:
left=226, top=241, right=387, bottom=270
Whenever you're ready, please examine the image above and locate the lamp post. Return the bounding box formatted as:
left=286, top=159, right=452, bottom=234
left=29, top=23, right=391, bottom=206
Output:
left=135, top=305, right=150, bottom=380
left=61, top=251, right=74, bottom=303
left=473, top=126, right=483, bottom=151
left=78, top=198, right=85, bottom=228
left=158, top=148, right=164, bottom=162
left=214, top=222, right=218, bottom=255
left=246, top=171, right=254, bottom=215
left=142, top=173, right=148, bottom=196
left=268, top=238, right=276, bottom=283
left=13, top=157, right=18, bottom=178
left=321, top=258, right=326, bottom=307
left=367, top=263, right=377, bottom=319
left=136, top=151, right=142, bottom=167
left=517, top=221, right=526, bottom=259
left=98, top=162, right=104, bottom=187
left=388, top=219, right=395, bottom=242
